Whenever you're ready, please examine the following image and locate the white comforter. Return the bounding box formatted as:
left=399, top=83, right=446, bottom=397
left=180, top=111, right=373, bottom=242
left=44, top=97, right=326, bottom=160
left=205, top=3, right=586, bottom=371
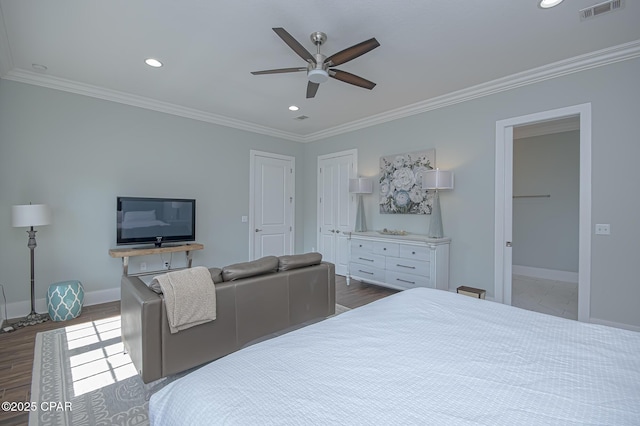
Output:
left=150, top=288, right=640, bottom=425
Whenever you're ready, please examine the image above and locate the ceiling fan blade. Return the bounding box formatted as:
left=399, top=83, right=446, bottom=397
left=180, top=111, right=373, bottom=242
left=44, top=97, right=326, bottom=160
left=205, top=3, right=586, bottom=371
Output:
left=325, top=38, right=380, bottom=67
left=306, top=81, right=320, bottom=98
left=329, top=69, right=376, bottom=90
left=251, top=67, right=307, bottom=75
left=273, top=28, right=316, bottom=64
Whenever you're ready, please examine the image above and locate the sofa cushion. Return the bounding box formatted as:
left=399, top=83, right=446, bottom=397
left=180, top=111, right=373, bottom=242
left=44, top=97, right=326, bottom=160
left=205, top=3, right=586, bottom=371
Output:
left=149, top=267, right=222, bottom=294
left=222, top=256, right=279, bottom=281
left=278, top=252, right=323, bottom=271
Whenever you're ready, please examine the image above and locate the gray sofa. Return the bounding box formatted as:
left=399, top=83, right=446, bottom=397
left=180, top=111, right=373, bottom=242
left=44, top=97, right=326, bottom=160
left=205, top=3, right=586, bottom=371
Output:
left=120, top=253, right=335, bottom=383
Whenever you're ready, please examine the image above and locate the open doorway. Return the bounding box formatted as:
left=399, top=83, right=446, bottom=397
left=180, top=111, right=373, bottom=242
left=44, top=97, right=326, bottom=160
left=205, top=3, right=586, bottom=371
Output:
left=511, top=118, right=579, bottom=319
left=494, top=103, right=592, bottom=323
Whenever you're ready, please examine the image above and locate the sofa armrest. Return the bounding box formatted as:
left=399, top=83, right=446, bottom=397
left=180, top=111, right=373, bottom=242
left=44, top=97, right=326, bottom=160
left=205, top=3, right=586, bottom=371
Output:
left=325, top=261, right=336, bottom=315
left=120, top=275, right=163, bottom=383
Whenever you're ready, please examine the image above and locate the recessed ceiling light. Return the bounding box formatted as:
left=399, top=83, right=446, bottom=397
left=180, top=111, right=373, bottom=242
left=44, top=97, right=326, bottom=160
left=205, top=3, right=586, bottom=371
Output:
left=144, top=58, right=163, bottom=68
left=539, top=0, right=564, bottom=8
left=32, top=63, right=48, bottom=72
left=289, top=105, right=299, bottom=111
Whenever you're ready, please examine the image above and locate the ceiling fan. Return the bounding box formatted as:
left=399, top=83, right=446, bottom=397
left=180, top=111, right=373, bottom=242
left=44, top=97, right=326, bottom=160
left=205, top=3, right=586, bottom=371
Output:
left=251, top=28, right=380, bottom=99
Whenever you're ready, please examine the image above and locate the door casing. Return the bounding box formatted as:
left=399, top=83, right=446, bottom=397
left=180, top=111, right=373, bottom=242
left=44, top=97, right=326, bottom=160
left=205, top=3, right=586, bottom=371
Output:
left=494, top=103, right=591, bottom=322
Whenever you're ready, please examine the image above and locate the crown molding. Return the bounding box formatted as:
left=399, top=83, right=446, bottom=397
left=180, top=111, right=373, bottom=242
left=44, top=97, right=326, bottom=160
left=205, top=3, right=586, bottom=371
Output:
left=1, top=39, right=639, bottom=144
left=300, top=39, right=640, bottom=143
left=1, top=69, right=305, bottom=142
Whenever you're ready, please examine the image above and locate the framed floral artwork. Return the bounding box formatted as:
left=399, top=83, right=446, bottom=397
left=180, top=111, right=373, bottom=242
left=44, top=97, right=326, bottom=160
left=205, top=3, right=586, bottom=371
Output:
left=379, top=149, right=435, bottom=214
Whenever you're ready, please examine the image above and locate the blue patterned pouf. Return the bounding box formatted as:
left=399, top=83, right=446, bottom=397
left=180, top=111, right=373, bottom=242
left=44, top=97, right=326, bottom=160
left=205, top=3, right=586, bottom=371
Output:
left=47, top=280, right=85, bottom=321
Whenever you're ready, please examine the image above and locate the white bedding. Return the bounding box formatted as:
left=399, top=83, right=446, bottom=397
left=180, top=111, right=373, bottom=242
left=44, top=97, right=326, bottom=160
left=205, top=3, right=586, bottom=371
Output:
left=150, top=288, right=640, bottom=425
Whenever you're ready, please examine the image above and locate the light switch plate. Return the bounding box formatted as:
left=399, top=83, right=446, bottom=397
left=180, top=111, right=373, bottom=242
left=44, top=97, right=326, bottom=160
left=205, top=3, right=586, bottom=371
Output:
left=595, top=224, right=610, bottom=235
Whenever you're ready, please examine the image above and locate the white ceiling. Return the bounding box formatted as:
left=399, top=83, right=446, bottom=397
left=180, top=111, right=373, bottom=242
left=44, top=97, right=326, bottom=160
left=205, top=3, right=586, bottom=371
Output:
left=0, top=0, right=639, bottom=142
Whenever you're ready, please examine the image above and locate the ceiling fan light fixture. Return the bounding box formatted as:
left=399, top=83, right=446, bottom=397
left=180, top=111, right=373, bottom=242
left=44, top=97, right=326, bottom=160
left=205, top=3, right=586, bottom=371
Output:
left=308, top=69, right=329, bottom=84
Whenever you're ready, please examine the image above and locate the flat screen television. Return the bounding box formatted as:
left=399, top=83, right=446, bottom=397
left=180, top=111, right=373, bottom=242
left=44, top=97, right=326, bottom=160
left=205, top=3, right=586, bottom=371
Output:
left=117, top=197, right=196, bottom=247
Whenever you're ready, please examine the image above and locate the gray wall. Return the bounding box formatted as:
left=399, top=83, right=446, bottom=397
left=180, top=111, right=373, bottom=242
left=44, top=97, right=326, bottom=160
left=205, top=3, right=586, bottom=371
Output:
left=0, top=80, right=304, bottom=311
left=302, top=58, right=640, bottom=329
left=512, top=131, right=579, bottom=272
left=2, top=57, right=639, bottom=329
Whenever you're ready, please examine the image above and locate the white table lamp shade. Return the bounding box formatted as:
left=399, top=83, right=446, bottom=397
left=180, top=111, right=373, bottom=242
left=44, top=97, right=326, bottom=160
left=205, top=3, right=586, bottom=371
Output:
left=12, top=204, right=52, bottom=227
left=349, top=178, right=373, bottom=194
left=422, top=170, right=454, bottom=190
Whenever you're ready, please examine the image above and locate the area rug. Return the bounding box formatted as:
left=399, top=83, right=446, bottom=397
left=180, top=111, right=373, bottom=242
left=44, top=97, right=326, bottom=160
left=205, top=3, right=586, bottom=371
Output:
left=31, top=305, right=352, bottom=426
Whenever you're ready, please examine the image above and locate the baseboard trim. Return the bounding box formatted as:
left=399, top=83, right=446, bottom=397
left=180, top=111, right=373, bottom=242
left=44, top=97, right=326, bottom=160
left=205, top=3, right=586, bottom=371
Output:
left=589, top=317, right=640, bottom=332
left=513, top=265, right=578, bottom=284
left=4, top=287, right=120, bottom=321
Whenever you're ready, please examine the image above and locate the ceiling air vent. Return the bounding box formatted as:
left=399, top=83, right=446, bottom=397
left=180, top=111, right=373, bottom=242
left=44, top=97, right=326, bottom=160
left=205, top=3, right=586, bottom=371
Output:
left=580, top=0, right=623, bottom=21
left=293, top=115, right=309, bottom=121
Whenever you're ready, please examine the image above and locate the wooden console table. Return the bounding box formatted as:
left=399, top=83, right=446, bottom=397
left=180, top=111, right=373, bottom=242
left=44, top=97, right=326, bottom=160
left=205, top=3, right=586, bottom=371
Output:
left=109, top=243, right=204, bottom=276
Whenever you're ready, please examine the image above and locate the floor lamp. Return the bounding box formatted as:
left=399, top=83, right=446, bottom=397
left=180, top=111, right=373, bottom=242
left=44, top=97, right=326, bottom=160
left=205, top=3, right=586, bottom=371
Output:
left=11, top=204, right=52, bottom=327
left=349, top=178, right=373, bottom=232
left=423, top=170, right=454, bottom=238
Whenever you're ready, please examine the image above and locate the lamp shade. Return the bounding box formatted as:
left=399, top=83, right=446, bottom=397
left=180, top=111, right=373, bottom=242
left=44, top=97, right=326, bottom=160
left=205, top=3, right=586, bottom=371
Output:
left=11, top=204, right=52, bottom=227
left=423, top=170, right=454, bottom=190
left=349, top=178, right=373, bottom=194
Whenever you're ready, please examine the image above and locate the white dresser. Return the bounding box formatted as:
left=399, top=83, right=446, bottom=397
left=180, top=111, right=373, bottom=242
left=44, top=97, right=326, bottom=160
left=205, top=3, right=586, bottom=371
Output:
left=347, top=232, right=450, bottom=291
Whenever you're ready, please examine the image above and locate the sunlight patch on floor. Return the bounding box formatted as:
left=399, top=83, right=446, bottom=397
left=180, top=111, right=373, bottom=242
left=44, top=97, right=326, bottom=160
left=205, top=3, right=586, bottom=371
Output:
left=64, top=316, right=137, bottom=396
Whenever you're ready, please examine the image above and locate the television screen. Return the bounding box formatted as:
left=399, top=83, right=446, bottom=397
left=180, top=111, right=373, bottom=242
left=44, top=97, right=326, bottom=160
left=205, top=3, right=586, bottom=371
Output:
left=117, top=197, right=195, bottom=246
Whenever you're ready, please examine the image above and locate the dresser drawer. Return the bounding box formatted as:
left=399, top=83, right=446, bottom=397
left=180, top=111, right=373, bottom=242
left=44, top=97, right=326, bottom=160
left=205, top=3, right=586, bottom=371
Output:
left=372, top=241, right=399, bottom=257
left=399, top=244, right=430, bottom=261
left=385, top=270, right=432, bottom=289
left=349, top=263, right=385, bottom=283
left=351, top=239, right=375, bottom=252
left=385, top=256, right=429, bottom=276
left=350, top=250, right=386, bottom=269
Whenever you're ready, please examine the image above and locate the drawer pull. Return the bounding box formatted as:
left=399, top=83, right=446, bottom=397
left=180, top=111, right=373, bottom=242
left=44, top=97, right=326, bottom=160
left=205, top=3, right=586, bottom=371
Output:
left=383, top=247, right=387, bottom=251
left=396, top=264, right=416, bottom=269
left=358, top=257, right=374, bottom=262
left=359, top=244, right=363, bottom=247
left=358, top=270, right=374, bottom=275
left=412, top=251, right=416, bottom=255
left=396, top=278, right=416, bottom=284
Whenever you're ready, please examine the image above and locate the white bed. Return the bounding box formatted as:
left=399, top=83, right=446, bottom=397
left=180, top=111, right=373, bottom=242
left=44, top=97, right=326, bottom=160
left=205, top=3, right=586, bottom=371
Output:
left=149, top=288, right=640, bottom=425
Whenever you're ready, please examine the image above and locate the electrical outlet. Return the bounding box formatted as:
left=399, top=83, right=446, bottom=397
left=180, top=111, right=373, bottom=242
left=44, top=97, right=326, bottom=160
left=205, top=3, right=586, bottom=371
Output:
left=164, top=261, right=170, bottom=270
left=140, top=262, right=147, bottom=271
left=595, top=224, right=610, bottom=235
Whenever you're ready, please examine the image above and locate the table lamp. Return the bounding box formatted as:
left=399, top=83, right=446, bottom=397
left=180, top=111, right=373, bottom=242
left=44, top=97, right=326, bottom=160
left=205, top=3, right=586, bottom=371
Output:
left=423, top=170, right=454, bottom=238
left=349, top=178, right=373, bottom=232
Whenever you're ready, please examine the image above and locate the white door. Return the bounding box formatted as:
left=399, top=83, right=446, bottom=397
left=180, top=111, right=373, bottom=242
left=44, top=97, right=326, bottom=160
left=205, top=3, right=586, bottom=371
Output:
left=317, top=149, right=357, bottom=275
left=495, top=104, right=591, bottom=322
left=250, top=151, right=294, bottom=260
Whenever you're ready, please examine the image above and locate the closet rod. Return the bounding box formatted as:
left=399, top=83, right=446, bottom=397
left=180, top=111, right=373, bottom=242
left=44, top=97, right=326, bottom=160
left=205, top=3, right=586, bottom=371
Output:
left=513, top=195, right=551, bottom=199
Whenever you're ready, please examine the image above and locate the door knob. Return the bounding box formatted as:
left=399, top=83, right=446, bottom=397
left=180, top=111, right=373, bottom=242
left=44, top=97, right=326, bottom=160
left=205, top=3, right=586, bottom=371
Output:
left=255, top=228, right=263, bottom=232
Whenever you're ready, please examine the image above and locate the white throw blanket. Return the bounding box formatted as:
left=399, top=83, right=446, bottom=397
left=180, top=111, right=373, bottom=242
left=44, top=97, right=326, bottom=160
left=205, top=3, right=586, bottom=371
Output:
left=151, top=266, right=216, bottom=334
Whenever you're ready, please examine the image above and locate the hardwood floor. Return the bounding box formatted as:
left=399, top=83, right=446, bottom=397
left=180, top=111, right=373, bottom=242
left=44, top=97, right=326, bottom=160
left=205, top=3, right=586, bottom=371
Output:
left=0, top=301, right=120, bottom=426
left=0, top=275, right=395, bottom=425
left=335, top=274, right=399, bottom=309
